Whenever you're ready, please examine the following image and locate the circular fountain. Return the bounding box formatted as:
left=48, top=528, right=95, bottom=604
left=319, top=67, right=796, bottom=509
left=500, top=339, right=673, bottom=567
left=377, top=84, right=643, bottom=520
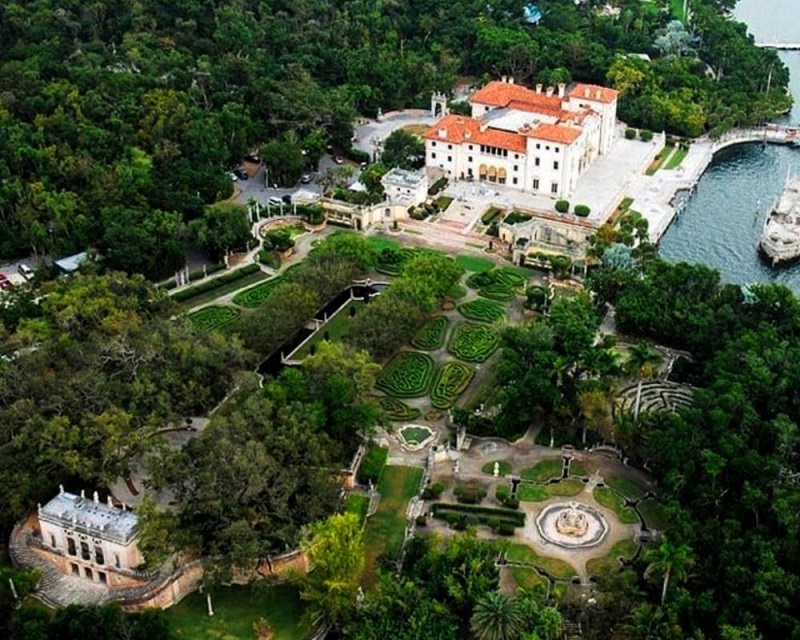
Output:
left=535, top=502, right=609, bottom=549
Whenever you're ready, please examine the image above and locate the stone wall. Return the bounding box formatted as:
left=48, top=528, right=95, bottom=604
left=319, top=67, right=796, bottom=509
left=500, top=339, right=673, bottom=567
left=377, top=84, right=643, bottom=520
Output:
left=120, top=560, right=204, bottom=612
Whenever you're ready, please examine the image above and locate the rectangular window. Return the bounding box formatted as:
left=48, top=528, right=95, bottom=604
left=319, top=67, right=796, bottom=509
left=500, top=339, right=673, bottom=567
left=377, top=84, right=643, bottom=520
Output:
left=469, top=145, right=473, bottom=150
left=71, top=563, right=79, bottom=575
left=512, top=177, right=518, bottom=185
left=95, top=546, right=104, bottom=565
left=535, top=158, right=540, bottom=167
left=468, top=156, right=473, bottom=162
left=448, top=144, right=452, bottom=150
left=514, top=154, right=519, bottom=160
left=546, top=145, right=550, bottom=151
left=99, top=572, right=107, bottom=585
left=532, top=179, right=540, bottom=191
left=554, top=161, right=559, bottom=170
left=503, top=149, right=508, bottom=157
left=555, top=147, right=560, bottom=153
left=514, top=165, right=518, bottom=172
left=535, top=143, right=540, bottom=150
left=115, top=555, right=120, bottom=569
left=50, top=535, right=56, bottom=548
left=84, top=567, right=93, bottom=580
left=480, top=145, right=485, bottom=153
left=80, top=541, right=90, bottom=561
left=447, top=156, right=452, bottom=162
left=551, top=182, right=559, bottom=194
left=67, top=538, right=76, bottom=556
left=431, top=142, right=436, bottom=147
left=431, top=152, right=436, bottom=159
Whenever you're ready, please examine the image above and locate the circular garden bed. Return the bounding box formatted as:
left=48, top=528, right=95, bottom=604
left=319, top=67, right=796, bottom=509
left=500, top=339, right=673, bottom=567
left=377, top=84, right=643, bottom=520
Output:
left=458, top=299, right=506, bottom=323
left=374, top=397, right=422, bottom=421
left=187, top=305, right=242, bottom=332
left=412, top=316, right=450, bottom=350
left=232, top=276, right=286, bottom=308
left=448, top=322, right=499, bottom=362
left=430, top=361, right=474, bottom=409
left=376, top=351, right=435, bottom=397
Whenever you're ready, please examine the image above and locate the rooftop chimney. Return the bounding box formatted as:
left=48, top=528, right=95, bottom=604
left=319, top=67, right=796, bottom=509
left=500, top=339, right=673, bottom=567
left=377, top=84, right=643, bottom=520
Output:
left=558, top=83, right=566, bottom=98
left=584, top=87, right=590, bottom=98
left=596, top=89, right=602, bottom=100
left=546, top=86, right=554, bottom=97
left=480, top=122, right=489, bottom=132
left=438, top=128, right=447, bottom=139
left=508, top=77, right=515, bottom=84
left=93, top=491, right=99, bottom=504
left=536, top=84, right=543, bottom=94
left=464, top=130, right=472, bottom=139
left=501, top=75, right=508, bottom=83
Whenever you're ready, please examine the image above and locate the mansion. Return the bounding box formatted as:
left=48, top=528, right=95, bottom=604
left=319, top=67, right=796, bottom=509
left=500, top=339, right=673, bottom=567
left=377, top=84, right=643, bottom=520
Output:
left=425, top=78, right=618, bottom=199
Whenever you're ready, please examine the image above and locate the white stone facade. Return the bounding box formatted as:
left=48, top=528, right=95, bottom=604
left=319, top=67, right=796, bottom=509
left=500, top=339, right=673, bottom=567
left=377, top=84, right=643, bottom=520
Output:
left=425, top=79, right=618, bottom=199
left=381, top=167, right=429, bottom=207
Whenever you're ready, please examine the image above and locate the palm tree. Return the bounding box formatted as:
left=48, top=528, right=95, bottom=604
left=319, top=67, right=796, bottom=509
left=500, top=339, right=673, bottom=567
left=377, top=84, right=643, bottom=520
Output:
left=470, top=591, right=524, bottom=640
left=624, top=342, right=662, bottom=379
left=644, top=538, right=695, bottom=606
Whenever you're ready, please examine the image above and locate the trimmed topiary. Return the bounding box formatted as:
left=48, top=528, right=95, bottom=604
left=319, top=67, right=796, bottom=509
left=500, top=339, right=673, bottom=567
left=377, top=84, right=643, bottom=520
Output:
left=478, top=284, right=516, bottom=301
left=187, top=305, right=242, bottom=332
left=376, top=397, right=422, bottom=421
left=448, top=322, right=500, bottom=363
left=555, top=199, right=570, bottom=213
left=640, top=129, right=654, bottom=142
left=625, top=128, right=637, bottom=140
left=458, top=299, right=506, bottom=323
left=412, top=316, right=450, bottom=350
left=430, top=361, right=474, bottom=408
left=376, top=351, right=436, bottom=397
left=574, top=204, right=591, bottom=217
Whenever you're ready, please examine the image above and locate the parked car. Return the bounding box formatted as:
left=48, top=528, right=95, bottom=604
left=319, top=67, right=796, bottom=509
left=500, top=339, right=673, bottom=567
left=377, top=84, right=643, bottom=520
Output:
left=0, top=273, right=12, bottom=292
left=268, top=196, right=283, bottom=206
left=282, top=194, right=292, bottom=205
left=227, top=172, right=238, bottom=181
left=244, top=154, right=261, bottom=164
left=300, top=173, right=313, bottom=184
left=233, top=167, right=249, bottom=180
left=18, top=264, right=34, bottom=280
left=334, top=156, right=345, bottom=165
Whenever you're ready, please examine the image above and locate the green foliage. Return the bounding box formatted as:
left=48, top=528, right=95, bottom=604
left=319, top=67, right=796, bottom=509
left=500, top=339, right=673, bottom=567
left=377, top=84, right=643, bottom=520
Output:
left=448, top=322, right=500, bottom=362
left=381, top=130, right=425, bottom=170
left=428, top=177, right=449, bottom=196
left=478, top=283, right=516, bottom=302
left=503, top=211, right=533, bottom=225
left=454, top=483, right=488, bottom=504
left=455, top=255, right=495, bottom=272
left=232, top=276, right=286, bottom=308
left=358, top=445, right=389, bottom=485
left=521, top=459, right=564, bottom=482
left=574, top=204, right=591, bottom=217
left=555, top=200, right=570, bottom=214
left=483, top=461, right=513, bottom=476
left=458, top=300, right=507, bottom=323
left=412, top=316, right=450, bottom=350
left=640, top=129, right=654, bottom=142
left=376, top=351, right=435, bottom=397
left=171, top=263, right=261, bottom=303
left=593, top=487, right=639, bottom=524
left=430, top=361, right=474, bottom=409
left=625, top=128, right=638, bottom=140
left=375, top=397, right=421, bottom=421
left=188, top=202, right=253, bottom=262
left=431, top=503, right=525, bottom=527
left=481, top=207, right=505, bottom=225
left=187, top=305, right=242, bottom=332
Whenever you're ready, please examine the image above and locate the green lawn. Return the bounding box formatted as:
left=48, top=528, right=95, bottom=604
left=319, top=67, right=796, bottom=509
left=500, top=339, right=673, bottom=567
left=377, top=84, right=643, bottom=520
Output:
left=481, top=460, right=512, bottom=476
left=593, top=487, right=639, bottom=524
left=506, top=566, right=550, bottom=596
left=518, top=484, right=549, bottom=502
left=290, top=300, right=365, bottom=359
left=586, top=539, right=639, bottom=577
left=166, top=583, right=310, bottom=640
left=435, top=195, right=454, bottom=211
left=518, top=478, right=583, bottom=502
left=568, top=460, right=588, bottom=477
left=605, top=475, right=646, bottom=500
left=344, top=493, right=370, bottom=526
left=366, top=236, right=402, bottom=253
left=546, top=478, right=584, bottom=497
left=506, top=543, right=577, bottom=580
left=638, top=499, right=670, bottom=531
left=178, top=270, right=269, bottom=309
left=363, top=465, right=423, bottom=588
left=665, top=145, right=689, bottom=169
left=455, top=255, right=495, bottom=272
left=520, top=459, right=564, bottom=482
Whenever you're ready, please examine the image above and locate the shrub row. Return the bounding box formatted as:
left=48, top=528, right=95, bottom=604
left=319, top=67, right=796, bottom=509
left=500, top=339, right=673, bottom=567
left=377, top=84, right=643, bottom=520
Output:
left=345, top=146, right=371, bottom=164
left=376, top=397, right=421, bottom=421
left=258, top=250, right=281, bottom=269
left=376, top=351, right=436, bottom=397
left=232, top=276, right=286, bottom=308
left=481, top=207, right=504, bottom=225
left=358, top=444, right=388, bottom=484
left=428, top=176, right=448, bottom=196
left=430, top=502, right=525, bottom=527
left=412, top=316, right=450, bottom=350
left=448, top=322, right=499, bottom=363
left=430, top=361, right=474, bottom=409
left=171, top=263, right=261, bottom=302
left=458, top=299, right=506, bottom=323
left=503, top=211, right=532, bottom=225
left=454, top=484, right=487, bottom=504
left=187, top=305, right=242, bottom=332
left=421, top=482, right=445, bottom=500
left=478, top=283, right=516, bottom=302
left=188, top=263, right=225, bottom=282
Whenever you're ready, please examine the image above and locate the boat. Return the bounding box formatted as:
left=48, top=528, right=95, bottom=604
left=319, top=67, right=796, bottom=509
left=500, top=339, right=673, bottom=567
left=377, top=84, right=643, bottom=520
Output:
left=759, top=173, right=800, bottom=266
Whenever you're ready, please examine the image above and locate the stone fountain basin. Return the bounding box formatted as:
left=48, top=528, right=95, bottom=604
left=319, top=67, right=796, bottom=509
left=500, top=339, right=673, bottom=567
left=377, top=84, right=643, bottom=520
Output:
left=534, top=502, right=609, bottom=549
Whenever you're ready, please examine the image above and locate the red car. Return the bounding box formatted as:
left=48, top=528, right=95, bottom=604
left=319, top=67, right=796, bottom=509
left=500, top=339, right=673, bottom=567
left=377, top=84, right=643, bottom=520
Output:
left=0, top=273, right=13, bottom=292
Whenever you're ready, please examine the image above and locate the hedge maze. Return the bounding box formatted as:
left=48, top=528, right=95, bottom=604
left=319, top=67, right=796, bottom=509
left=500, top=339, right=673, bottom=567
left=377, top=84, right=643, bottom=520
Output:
left=375, top=397, right=422, bottom=421
left=448, top=322, right=499, bottom=362
left=478, top=283, right=516, bottom=301
left=458, top=299, right=507, bottom=323
left=412, top=316, right=450, bottom=350
left=187, top=305, right=242, bottom=332
left=466, top=268, right=528, bottom=302
left=617, top=381, right=694, bottom=415
left=232, top=275, right=286, bottom=308
left=430, top=361, right=474, bottom=409
left=376, top=351, right=435, bottom=397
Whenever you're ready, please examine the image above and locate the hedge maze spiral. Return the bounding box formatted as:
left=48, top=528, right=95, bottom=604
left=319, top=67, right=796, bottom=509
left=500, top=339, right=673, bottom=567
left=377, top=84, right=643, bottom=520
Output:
left=376, top=397, right=422, bottom=421
left=430, top=361, right=475, bottom=409
left=478, top=283, right=516, bottom=301
left=232, top=276, right=286, bottom=308
left=412, top=316, right=450, bottom=350
left=376, top=351, right=436, bottom=397
left=458, top=299, right=507, bottom=323
left=448, top=322, right=500, bottom=362
left=187, top=305, right=242, bottom=332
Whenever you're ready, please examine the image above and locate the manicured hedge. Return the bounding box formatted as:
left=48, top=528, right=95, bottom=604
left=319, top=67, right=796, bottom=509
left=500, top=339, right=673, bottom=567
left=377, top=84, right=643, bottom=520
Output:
left=574, top=204, right=591, bottom=217
left=346, top=147, right=371, bottom=164
left=625, top=128, right=637, bottom=140
left=555, top=200, right=570, bottom=213
left=640, top=129, right=654, bottom=142
left=376, top=247, right=416, bottom=276
left=376, top=397, right=422, bottom=421
left=358, top=444, right=388, bottom=484
left=430, top=502, right=525, bottom=527
left=232, top=276, right=286, bottom=308
left=171, top=263, right=261, bottom=302
left=467, top=268, right=527, bottom=293
left=376, top=351, right=435, bottom=397
left=478, top=283, right=516, bottom=302
left=503, top=211, right=532, bottom=225
left=412, top=316, right=450, bottom=350
left=481, top=207, right=504, bottom=225
left=458, top=299, right=506, bottom=323
left=448, top=322, right=499, bottom=363
left=430, top=361, right=474, bottom=409
left=187, top=305, right=242, bottom=332
left=428, top=176, right=448, bottom=196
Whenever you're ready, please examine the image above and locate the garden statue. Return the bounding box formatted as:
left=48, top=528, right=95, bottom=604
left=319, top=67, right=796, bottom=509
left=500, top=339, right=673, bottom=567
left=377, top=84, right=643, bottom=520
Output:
left=493, top=462, right=499, bottom=477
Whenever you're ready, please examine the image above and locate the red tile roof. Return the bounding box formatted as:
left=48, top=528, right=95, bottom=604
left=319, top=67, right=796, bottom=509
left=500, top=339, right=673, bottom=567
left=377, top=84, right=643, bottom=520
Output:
left=528, top=124, right=582, bottom=145
left=472, top=81, right=563, bottom=111
left=424, top=115, right=527, bottom=153
left=568, top=83, right=619, bottom=104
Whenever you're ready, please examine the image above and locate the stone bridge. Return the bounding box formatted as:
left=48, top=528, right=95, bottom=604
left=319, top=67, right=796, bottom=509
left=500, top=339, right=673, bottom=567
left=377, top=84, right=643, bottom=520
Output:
left=711, top=125, right=800, bottom=153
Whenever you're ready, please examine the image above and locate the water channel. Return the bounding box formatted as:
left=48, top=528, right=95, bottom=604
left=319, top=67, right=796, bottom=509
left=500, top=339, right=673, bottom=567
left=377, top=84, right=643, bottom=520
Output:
left=658, top=0, right=800, bottom=292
